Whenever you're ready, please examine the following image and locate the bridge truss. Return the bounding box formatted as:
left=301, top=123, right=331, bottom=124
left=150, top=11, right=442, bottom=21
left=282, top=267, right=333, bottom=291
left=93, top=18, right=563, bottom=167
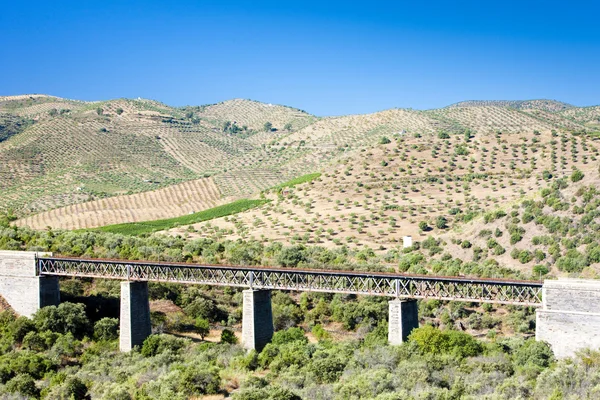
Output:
left=37, top=257, right=542, bottom=306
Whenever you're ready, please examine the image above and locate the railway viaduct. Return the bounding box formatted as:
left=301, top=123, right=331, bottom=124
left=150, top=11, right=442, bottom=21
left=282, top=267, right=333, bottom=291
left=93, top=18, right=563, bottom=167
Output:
left=0, top=250, right=598, bottom=358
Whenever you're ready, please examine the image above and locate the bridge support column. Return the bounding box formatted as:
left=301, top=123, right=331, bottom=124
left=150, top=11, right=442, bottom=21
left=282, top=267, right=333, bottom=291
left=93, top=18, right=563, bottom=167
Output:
left=536, top=279, right=600, bottom=358
left=0, top=251, right=59, bottom=317
left=120, top=281, right=152, bottom=352
left=242, top=289, right=273, bottom=351
left=388, top=299, right=418, bottom=345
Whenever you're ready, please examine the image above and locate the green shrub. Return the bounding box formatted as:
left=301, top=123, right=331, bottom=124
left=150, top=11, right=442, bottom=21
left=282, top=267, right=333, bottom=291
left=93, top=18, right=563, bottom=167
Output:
left=141, top=334, right=189, bottom=357
left=94, top=317, right=119, bottom=341
left=409, top=325, right=482, bottom=358
left=533, top=264, right=549, bottom=276
left=271, top=327, right=307, bottom=345
left=177, top=364, right=221, bottom=396
left=5, top=373, right=39, bottom=398
left=220, top=329, right=237, bottom=344
left=514, top=339, right=554, bottom=368
left=33, top=302, right=90, bottom=338
left=571, top=169, right=584, bottom=182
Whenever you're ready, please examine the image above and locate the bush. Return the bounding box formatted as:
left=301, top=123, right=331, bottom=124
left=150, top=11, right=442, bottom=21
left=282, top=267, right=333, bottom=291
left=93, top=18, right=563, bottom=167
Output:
left=5, top=373, right=39, bottom=398
left=271, top=327, right=307, bottom=345
left=379, top=136, right=391, bottom=144
left=571, top=169, right=584, bottom=182
left=220, top=329, right=237, bottom=344
left=277, top=246, right=306, bottom=267
left=141, top=334, right=189, bottom=357
left=514, top=339, right=554, bottom=368
left=94, top=317, right=119, bottom=341
left=33, top=302, right=90, bottom=338
left=533, top=264, right=549, bottom=276
left=435, top=216, right=448, bottom=229
left=311, top=324, right=331, bottom=341
left=177, top=364, right=221, bottom=396
left=184, top=298, right=218, bottom=321
left=409, top=325, right=482, bottom=358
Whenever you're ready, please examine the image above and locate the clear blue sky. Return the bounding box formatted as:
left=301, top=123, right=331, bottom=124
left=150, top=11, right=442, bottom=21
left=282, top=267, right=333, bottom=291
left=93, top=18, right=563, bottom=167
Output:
left=1, top=0, right=599, bottom=116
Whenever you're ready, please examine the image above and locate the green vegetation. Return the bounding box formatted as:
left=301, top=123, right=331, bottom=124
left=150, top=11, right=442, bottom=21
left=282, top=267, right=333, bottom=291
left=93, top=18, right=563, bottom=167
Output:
left=89, top=199, right=269, bottom=236
left=272, top=173, right=321, bottom=190
left=1, top=300, right=598, bottom=399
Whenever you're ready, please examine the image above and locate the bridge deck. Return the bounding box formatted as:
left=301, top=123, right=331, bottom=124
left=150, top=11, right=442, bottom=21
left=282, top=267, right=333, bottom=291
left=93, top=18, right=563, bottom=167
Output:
left=37, top=257, right=543, bottom=305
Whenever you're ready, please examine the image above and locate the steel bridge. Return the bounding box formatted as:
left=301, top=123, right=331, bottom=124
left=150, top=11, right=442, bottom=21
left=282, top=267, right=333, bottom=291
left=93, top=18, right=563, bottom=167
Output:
left=37, top=257, right=543, bottom=306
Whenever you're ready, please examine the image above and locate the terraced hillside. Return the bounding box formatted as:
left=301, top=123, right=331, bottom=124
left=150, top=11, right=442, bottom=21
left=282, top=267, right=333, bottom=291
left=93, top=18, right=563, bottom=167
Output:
left=172, top=126, right=600, bottom=277
left=3, top=95, right=599, bottom=232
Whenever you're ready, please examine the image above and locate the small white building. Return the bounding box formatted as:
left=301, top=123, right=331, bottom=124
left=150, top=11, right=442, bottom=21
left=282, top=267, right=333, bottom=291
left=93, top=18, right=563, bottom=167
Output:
left=403, top=236, right=413, bottom=248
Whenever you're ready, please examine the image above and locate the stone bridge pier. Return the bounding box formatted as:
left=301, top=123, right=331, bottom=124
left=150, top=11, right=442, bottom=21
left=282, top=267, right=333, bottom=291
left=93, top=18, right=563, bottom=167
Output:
left=0, top=251, right=60, bottom=317
left=536, top=279, right=600, bottom=358
left=0, top=250, right=151, bottom=352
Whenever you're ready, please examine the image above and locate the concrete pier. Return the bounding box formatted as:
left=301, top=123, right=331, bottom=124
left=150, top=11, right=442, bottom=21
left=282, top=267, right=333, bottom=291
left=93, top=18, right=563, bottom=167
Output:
left=388, top=299, right=418, bottom=345
left=242, top=289, right=273, bottom=351
left=0, top=251, right=59, bottom=317
left=536, top=279, right=600, bottom=358
left=120, top=281, right=152, bottom=352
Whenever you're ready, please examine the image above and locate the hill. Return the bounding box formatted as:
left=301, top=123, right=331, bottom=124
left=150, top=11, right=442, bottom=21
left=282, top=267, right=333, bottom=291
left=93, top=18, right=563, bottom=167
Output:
left=170, top=127, right=600, bottom=278
left=447, top=99, right=574, bottom=112
left=2, top=94, right=599, bottom=235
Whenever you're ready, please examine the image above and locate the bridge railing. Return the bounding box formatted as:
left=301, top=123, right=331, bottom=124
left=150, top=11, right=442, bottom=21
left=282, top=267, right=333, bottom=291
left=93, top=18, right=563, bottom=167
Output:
left=37, top=257, right=543, bottom=306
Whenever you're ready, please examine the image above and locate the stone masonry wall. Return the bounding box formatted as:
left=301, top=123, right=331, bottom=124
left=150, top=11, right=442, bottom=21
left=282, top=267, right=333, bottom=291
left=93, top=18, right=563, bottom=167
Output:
left=119, top=281, right=152, bottom=352
left=0, top=251, right=58, bottom=317
left=242, top=289, right=273, bottom=351
left=536, top=279, right=600, bottom=358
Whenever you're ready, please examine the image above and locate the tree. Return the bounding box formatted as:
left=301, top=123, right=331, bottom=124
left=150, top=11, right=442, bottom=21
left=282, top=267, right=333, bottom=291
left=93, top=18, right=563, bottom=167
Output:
left=571, top=169, right=584, bottom=182
left=116, top=108, right=124, bottom=115
left=263, top=121, right=273, bottom=132
left=195, top=318, right=210, bottom=340
left=435, top=216, right=448, bottom=229
left=48, top=108, right=58, bottom=116
left=277, top=245, right=306, bottom=267
left=418, top=221, right=429, bottom=232
left=379, top=136, right=391, bottom=144
left=284, top=122, right=293, bottom=131
left=33, top=302, right=90, bottom=338
left=5, top=374, right=39, bottom=398
left=185, top=111, right=194, bottom=119
left=96, top=107, right=103, bottom=115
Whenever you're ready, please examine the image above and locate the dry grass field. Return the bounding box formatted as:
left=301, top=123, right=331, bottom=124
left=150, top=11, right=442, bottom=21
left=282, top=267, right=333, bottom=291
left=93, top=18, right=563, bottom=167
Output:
left=16, top=177, right=227, bottom=230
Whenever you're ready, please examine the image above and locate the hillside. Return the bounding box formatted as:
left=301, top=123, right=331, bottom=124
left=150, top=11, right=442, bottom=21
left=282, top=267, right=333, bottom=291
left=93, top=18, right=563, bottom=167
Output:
left=447, top=99, right=573, bottom=112
left=171, top=127, right=600, bottom=278
left=2, top=94, right=599, bottom=233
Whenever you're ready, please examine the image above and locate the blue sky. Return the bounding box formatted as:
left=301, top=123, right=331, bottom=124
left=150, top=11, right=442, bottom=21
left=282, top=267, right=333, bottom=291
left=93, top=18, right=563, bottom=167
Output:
left=1, top=0, right=599, bottom=116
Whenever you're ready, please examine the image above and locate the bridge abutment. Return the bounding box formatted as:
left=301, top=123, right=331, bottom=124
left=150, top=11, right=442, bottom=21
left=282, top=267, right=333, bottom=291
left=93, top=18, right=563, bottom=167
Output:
left=242, top=289, right=273, bottom=351
left=120, top=281, right=152, bottom=352
left=536, top=279, right=600, bottom=358
left=0, top=251, right=59, bottom=317
left=388, top=299, right=418, bottom=345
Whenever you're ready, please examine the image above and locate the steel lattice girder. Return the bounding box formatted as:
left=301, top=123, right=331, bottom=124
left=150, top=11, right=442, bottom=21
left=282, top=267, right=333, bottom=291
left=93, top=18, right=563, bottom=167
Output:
left=37, top=258, right=542, bottom=306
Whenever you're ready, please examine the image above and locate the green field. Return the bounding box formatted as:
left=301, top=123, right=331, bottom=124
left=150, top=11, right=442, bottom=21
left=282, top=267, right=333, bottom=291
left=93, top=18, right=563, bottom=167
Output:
left=273, top=173, right=321, bottom=190
left=88, top=199, right=269, bottom=236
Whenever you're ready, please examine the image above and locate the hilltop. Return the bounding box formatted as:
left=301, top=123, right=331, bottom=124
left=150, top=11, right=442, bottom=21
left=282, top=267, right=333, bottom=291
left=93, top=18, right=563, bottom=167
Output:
left=447, top=99, right=574, bottom=112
